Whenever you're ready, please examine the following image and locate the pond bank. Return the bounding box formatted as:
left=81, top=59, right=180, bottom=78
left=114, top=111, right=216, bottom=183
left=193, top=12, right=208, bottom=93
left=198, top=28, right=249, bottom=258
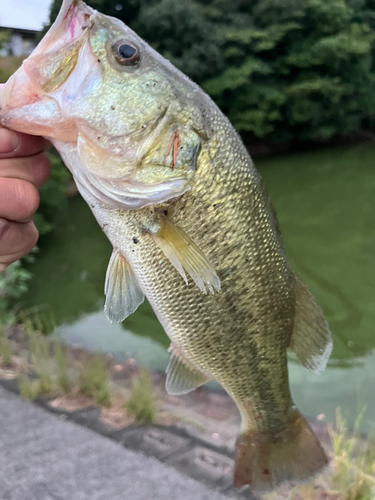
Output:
left=2, top=324, right=374, bottom=499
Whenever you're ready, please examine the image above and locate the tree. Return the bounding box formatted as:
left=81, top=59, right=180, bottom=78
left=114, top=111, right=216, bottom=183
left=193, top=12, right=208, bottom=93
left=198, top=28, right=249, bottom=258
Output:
left=202, top=0, right=375, bottom=141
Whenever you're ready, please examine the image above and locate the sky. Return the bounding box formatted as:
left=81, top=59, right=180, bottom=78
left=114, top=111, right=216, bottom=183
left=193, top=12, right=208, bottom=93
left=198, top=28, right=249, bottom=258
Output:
left=0, top=0, right=51, bottom=31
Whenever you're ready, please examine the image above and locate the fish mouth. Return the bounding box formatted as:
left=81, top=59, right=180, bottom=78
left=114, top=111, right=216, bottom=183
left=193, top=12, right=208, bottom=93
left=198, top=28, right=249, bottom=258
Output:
left=0, top=0, right=96, bottom=136
left=35, top=0, right=95, bottom=54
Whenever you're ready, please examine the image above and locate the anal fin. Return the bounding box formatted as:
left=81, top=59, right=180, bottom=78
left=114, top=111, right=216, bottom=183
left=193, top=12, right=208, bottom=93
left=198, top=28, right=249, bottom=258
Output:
left=104, top=250, right=144, bottom=324
left=166, top=344, right=209, bottom=395
left=153, top=216, right=220, bottom=294
left=289, top=276, right=333, bottom=374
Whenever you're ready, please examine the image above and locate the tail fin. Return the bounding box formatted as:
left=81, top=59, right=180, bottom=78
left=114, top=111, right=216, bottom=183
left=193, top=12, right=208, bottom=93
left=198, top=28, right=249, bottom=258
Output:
left=234, top=410, right=328, bottom=492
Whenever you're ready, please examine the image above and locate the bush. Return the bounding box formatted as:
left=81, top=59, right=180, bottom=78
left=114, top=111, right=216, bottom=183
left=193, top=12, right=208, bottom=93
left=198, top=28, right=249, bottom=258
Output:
left=0, top=261, right=33, bottom=324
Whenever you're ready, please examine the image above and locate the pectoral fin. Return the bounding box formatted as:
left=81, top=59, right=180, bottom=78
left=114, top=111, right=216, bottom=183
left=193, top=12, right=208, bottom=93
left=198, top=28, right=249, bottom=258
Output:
left=166, top=344, right=209, bottom=395
left=104, top=250, right=144, bottom=324
left=289, top=276, right=333, bottom=374
left=153, top=216, right=220, bottom=294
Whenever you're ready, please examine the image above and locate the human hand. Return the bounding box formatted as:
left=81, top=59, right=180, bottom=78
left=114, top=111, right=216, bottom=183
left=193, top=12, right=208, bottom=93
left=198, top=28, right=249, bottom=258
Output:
left=0, top=128, right=51, bottom=272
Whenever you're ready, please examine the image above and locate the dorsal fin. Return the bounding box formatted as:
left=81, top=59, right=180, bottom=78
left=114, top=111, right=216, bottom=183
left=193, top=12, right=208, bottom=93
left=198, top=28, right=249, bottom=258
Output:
left=166, top=344, right=209, bottom=395
left=289, top=276, right=333, bottom=374
left=104, top=250, right=144, bottom=324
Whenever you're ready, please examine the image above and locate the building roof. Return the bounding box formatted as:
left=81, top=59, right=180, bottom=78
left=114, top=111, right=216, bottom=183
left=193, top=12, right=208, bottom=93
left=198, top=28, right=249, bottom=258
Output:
left=0, top=26, right=38, bottom=35
left=0, top=0, right=50, bottom=32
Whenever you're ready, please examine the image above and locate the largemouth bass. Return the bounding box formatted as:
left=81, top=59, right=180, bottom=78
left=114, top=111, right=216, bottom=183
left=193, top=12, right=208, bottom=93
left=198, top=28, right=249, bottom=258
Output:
left=0, top=0, right=332, bottom=492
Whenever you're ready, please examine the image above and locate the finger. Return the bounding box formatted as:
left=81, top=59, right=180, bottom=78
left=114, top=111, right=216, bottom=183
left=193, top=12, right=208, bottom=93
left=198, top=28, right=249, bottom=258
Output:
left=0, top=178, right=40, bottom=223
left=0, top=128, right=51, bottom=159
left=0, top=152, right=51, bottom=188
left=0, top=219, right=38, bottom=272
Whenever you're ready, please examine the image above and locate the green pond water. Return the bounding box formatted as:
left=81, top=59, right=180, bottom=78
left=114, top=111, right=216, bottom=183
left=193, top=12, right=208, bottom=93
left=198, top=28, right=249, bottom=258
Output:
left=22, top=143, right=375, bottom=431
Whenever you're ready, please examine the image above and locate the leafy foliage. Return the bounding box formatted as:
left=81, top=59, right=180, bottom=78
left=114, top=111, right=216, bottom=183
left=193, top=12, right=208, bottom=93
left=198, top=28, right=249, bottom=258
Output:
left=46, top=0, right=375, bottom=142
left=202, top=0, right=375, bottom=141
left=0, top=152, right=69, bottom=319
left=0, top=261, right=33, bottom=323
left=34, top=152, right=71, bottom=235
left=135, top=0, right=223, bottom=83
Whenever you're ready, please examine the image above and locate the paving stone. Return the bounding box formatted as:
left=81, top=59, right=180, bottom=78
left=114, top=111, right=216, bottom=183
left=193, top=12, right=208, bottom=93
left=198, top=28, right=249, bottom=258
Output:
left=0, top=386, right=234, bottom=500
left=69, top=407, right=118, bottom=436
left=206, top=392, right=237, bottom=411
left=227, top=413, right=242, bottom=426
left=0, top=377, right=20, bottom=394
left=194, top=403, right=233, bottom=422
left=167, top=446, right=234, bottom=488
left=118, top=426, right=192, bottom=460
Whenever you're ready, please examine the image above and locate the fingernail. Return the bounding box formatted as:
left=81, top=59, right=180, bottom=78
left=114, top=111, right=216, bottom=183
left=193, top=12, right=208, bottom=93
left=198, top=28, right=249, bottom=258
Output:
left=0, top=129, right=20, bottom=154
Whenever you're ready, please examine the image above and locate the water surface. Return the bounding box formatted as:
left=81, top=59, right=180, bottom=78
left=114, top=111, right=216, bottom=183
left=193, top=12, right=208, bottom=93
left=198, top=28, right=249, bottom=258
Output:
left=22, top=143, right=375, bottom=430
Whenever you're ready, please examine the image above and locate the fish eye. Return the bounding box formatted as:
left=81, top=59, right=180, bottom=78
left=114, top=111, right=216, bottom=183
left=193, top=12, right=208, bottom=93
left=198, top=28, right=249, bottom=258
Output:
left=112, top=40, right=140, bottom=66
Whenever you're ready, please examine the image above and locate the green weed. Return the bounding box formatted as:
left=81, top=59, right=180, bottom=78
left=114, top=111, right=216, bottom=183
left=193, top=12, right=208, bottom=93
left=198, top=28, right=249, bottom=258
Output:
left=18, top=374, right=39, bottom=400
left=54, top=342, right=71, bottom=394
left=22, top=323, right=55, bottom=397
left=28, top=329, right=51, bottom=375
left=0, top=324, right=12, bottom=366
left=79, top=356, right=111, bottom=406
left=126, top=370, right=155, bottom=424
left=330, top=408, right=375, bottom=500
left=19, top=308, right=56, bottom=337
left=37, top=374, right=55, bottom=396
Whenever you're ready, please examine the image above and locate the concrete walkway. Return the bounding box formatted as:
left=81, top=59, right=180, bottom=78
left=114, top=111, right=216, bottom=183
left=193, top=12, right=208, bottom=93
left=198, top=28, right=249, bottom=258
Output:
left=0, top=387, right=236, bottom=500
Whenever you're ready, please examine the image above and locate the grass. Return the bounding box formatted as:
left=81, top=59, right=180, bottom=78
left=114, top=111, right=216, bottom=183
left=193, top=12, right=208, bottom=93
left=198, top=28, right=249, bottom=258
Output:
left=0, top=323, right=12, bottom=366
left=1, top=314, right=157, bottom=428
left=54, top=342, right=71, bottom=394
left=126, top=370, right=155, bottom=424
left=1, top=314, right=116, bottom=409
left=1, top=312, right=72, bottom=398
left=19, top=308, right=56, bottom=337
left=330, top=408, right=375, bottom=500
left=18, top=374, right=39, bottom=400
left=263, top=408, right=375, bottom=500
left=27, top=327, right=55, bottom=396
left=79, top=356, right=111, bottom=406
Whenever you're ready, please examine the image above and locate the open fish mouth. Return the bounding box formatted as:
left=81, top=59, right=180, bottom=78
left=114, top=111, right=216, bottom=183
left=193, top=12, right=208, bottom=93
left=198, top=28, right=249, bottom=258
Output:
left=35, top=0, right=95, bottom=54
left=0, top=0, right=96, bottom=135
